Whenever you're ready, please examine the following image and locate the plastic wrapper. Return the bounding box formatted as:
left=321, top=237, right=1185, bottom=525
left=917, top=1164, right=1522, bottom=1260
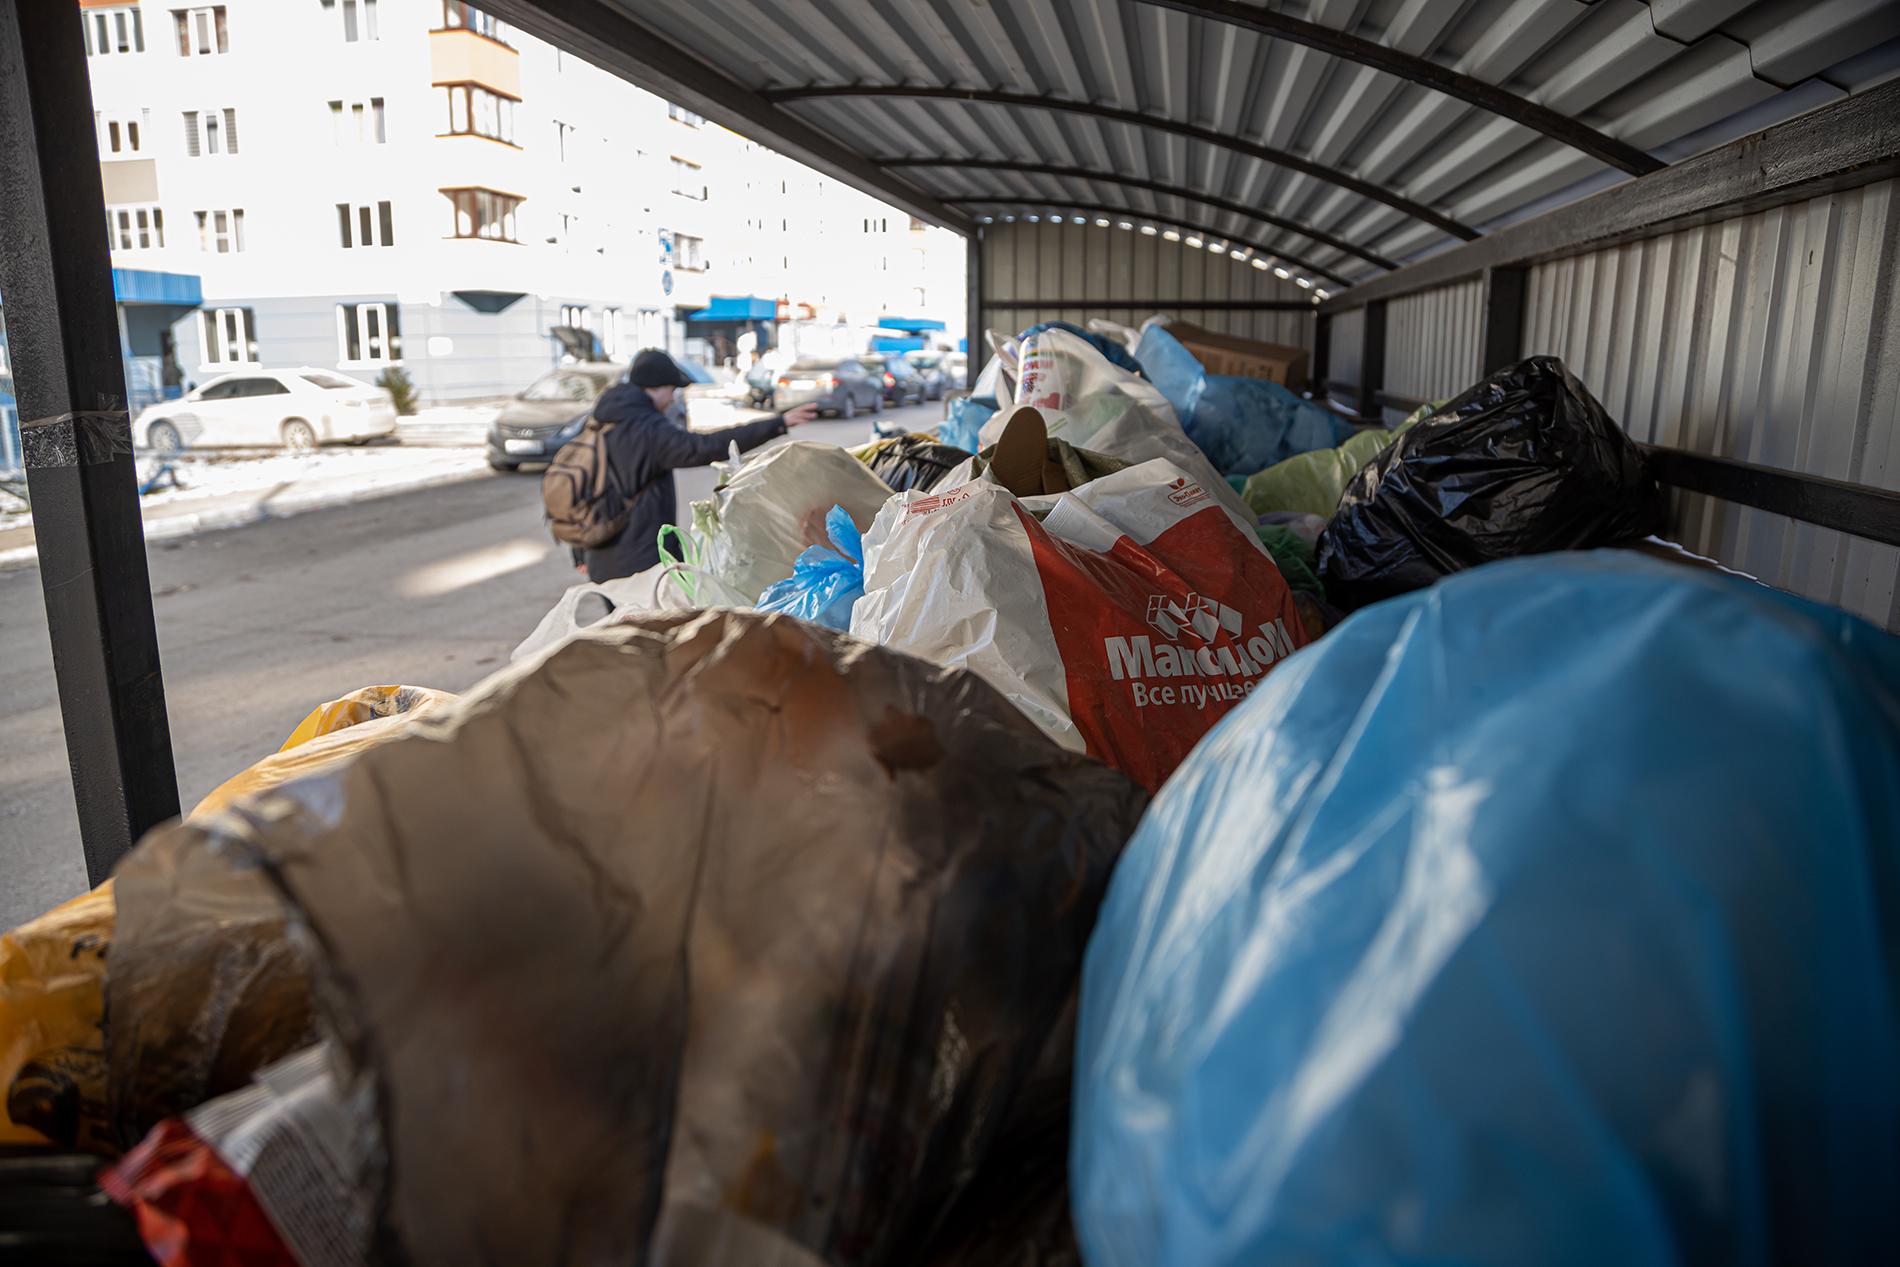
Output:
left=685, top=440, right=894, bottom=603
left=853, top=458, right=1307, bottom=792
left=113, top=611, right=1148, bottom=1266
left=1241, top=402, right=1431, bottom=517
left=1074, top=552, right=1900, bottom=1267
left=976, top=326, right=1252, bottom=525
left=1316, top=356, right=1664, bottom=609
left=854, top=433, right=971, bottom=493
left=1134, top=323, right=1351, bottom=476
left=1016, top=320, right=1143, bottom=376
left=754, top=505, right=864, bottom=631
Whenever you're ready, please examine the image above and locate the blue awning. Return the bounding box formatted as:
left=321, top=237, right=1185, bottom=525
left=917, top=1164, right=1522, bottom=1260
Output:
left=877, top=316, right=946, bottom=333
left=872, top=336, right=927, bottom=352
left=686, top=295, right=775, bottom=322
left=111, top=269, right=203, bottom=307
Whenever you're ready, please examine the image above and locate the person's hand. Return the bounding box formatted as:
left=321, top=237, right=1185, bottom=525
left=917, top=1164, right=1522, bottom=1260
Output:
left=783, top=403, right=819, bottom=428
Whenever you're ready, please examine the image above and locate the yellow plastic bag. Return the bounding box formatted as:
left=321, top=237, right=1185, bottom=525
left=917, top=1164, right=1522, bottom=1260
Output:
left=0, top=683, right=453, bottom=1148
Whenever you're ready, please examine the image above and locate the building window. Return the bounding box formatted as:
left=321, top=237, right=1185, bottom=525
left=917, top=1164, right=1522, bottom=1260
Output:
left=559, top=305, right=591, bottom=331
left=194, top=208, right=246, bottom=253
left=108, top=204, right=165, bottom=251
left=95, top=110, right=149, bottom=156
left=329, top=97, right=387, bottom=146
left=336, top=201, right=395, bottom=248
left=172, top=6, right=228, bottom=55
left=442, top=84, right=516, bottom=144
left=200, top=307, right=258, bottom=366
left=184, top=108, right=240, bottom=157
left=321, top=0, right=379, bottom=43
left=666, top=102, right=703, bottom=127
left=602, top=307, right=622, bottom=357
left=670, top=157, right=705, bottom=201
left=439, top=1, right=509, bottom=44
left=337, top=302, right=400, bottom=364
left=442, top=187, right=520, bottom=242
left=553, top=120, right=574, bottom=162
left=675, top=233, right=704, bottom=271
left=85, top=7, right=145, bottom=56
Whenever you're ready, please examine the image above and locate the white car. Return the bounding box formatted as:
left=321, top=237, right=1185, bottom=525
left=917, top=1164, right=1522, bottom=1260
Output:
left=134, top=368, right=399, bottom=454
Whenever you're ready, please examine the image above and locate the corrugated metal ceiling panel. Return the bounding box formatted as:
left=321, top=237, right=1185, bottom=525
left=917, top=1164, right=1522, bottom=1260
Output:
left=607, top=0, right=1900, bottom=295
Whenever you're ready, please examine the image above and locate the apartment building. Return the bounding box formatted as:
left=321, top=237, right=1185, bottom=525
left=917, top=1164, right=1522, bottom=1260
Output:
left=72, top=0, right=966, bottom=407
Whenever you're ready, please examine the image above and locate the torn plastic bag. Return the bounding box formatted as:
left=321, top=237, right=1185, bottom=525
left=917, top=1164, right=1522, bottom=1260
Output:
left=1134, top=323, right=1351, bottom=476
left=855, top=433, right=971, bottom=493
left=104, top=685, right=453, bottom=1146
left=976, top=326, right=1253, bottom=525
left=114, top=611, right=1148, bottom=1266
left=102, top=1044, right=369, bottom=1267
left=853, top=458, right=1307, bottom=792
left=1241, top=401, right=1432, bottom=517
left=1073, top=552, right=1900, bottom=1267
left=1316, top=356, right=1664, bottom=609
left=754, top=505, right=864, bottom=631
left=686, top=440, right=894, bottom=603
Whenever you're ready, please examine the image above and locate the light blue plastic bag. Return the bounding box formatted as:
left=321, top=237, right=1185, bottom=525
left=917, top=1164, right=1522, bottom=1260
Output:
left=938, top=353, right=1004, bottom=452
left=753, top=504, right=864, bottom=631
left=1136, top=322, right=1351, bottom=476
left=1074, top=552, right=1900, bottom=1267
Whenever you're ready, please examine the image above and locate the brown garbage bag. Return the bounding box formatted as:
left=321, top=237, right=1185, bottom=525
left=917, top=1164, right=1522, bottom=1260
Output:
left=108, top=611, right=1148, bottom=1265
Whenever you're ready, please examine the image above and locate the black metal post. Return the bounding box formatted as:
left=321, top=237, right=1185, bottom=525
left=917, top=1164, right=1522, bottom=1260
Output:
left=1480, top=265, right=1527, bottom=375
left=966, top=227, right=985, bottom=382
left=1358, top=300, right=1388, bottom=422
left=0, top=0, right=180, bottom=882
left=1312, top=311, right=1332, bottom=396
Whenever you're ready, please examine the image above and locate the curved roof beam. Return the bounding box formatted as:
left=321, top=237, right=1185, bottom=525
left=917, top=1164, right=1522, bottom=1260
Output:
left=1141, top=0, right=1663, bottom=176
left=949, top=198, right=1351, bottom=289
left=766, top=86, right=1479, bottom=241
left=881, top=157, right=1397, bottom=271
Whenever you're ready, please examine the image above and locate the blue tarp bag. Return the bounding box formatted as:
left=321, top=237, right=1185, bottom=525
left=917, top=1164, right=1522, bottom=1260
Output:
left=754, top=504, right=864, bottom=631
left=1074, top=552, right=1900, bottom=1267
left=1136, top=322, right=1351, bottom=476
left=938, top=353, right=1004, bottom=452
left=1019, top=320, right=1144, bottom=376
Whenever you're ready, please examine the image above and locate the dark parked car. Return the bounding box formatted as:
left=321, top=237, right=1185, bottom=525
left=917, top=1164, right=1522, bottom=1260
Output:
left=877, top=355, right=927, bottom=406
left=486, top=363, right=623, bottom=470
left=905, top=351, right=949, bottom=401
left=773, top=358, right=882, bottom=419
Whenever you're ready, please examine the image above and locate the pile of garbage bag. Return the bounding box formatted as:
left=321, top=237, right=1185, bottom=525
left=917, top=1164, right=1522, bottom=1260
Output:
left=1073, top=552, right=1900, bottom=1266
left=1136, top=321, right=1352, bottom=477
left=93, top=612, right=1150, bottom=1266
left=1242, top=400, right=1433, bottom=518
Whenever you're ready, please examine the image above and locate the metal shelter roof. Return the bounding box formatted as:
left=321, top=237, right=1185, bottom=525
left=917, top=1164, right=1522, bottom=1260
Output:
left=484, top=0, right=1900, bottom=293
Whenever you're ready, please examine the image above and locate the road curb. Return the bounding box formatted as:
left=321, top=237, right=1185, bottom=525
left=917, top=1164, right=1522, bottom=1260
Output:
left=0, top=459, right=497, bottom=573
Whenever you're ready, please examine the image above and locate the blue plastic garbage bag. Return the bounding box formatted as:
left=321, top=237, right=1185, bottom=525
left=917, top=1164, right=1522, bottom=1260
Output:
left=1136, top=322, right=1351, bottom=476
left=754, top=504, right=864, bottom=630
left=938, top=354, right=1004, bottom=452
left=1073, top=552, right=1900, bottom=1267
left=1019, top=320, right=1144, bottom=376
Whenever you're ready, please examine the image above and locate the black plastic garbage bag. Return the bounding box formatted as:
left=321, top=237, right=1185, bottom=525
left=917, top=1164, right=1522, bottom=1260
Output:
left=106, top=610, right=1148, bottom=1267
left=1316, top=356, right=1663, bottom=608
left=862, top=434, right=973, bottom=493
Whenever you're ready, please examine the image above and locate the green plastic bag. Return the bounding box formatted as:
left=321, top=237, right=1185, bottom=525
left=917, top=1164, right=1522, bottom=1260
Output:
left=1254, top=523, right=1322, bottom=599
left=1243, top=402, right=1435, bottom=518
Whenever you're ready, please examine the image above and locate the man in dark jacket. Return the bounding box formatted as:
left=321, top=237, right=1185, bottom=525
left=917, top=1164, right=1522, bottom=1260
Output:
left=583, top=349, right=815, bottom=582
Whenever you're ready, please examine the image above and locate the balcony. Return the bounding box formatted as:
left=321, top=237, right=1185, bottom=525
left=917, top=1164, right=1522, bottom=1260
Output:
left=429, top=27, right=519, bottom=99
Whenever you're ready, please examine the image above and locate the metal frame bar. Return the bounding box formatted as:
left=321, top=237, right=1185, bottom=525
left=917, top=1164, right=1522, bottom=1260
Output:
left=880, top=157, right=1397, bottom=271
left=1321, top=79, right=1900, bottom=313
left=1479, top=266, right=1527, bottom=378
left=948, top=198, right=1352, bottom=288
left=472, top=0, right=972, bottom=232
left=1357, top=300, right=1388, bottom=423
left=1141, top=0, right=1661, bottom=176
left=966, top=229, right=985, bottom=370
left=982, top=298, right=1314, bottom=312
left=0, top=0, right=179, bottom=882
left=1643, top=448, right=1900, bottom=550
left=766, top=86, right=1479, bottom=242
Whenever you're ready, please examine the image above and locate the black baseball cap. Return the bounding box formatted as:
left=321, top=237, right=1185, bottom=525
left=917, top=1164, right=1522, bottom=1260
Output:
left=628, top=348, right=694, bottom=388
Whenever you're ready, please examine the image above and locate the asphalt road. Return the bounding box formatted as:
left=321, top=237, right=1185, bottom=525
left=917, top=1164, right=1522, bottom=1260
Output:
left=0, top=407, right=926, bottom=929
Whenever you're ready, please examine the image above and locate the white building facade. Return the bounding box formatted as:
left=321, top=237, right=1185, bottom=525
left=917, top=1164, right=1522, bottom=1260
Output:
left=77, top=0, right=965, bottom=403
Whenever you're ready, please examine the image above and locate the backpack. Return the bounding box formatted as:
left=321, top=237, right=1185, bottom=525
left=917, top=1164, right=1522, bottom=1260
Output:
left=541, top=417, right=632, bottom=548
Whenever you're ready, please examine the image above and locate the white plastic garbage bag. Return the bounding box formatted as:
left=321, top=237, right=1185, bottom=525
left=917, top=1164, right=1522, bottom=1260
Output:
left=511, top=564, right=699, bottom=663
left=686, top=440, right=894, bottom=603
left=977, top=326, right=1251, bottom=522
left=852, top=457, right=1307, bottom=792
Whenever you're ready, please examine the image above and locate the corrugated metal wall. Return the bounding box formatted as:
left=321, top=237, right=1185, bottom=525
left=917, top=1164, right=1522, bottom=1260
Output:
left=977, top=219, right=1314, bottom=349
left=1387, top=279, right=1485, bottom=405
left=1523, top=178, right=1900, bottom=630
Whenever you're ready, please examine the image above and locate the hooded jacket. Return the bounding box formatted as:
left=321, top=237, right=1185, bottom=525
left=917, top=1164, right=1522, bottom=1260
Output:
left=583, top=381, right=787, bottom=583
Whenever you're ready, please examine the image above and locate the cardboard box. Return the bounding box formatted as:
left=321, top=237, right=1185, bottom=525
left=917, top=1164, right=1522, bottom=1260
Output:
left=1166, top=321, right=1310, bottom=390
